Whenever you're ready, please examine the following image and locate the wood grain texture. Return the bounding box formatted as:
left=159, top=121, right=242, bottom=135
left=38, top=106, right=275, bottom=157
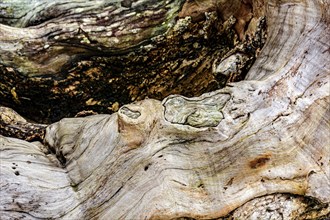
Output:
left=1, top=0, right=329, bottom=219
left=0, top=0, right=183, bottom=78
left=0, top=0, right=266, bottom=123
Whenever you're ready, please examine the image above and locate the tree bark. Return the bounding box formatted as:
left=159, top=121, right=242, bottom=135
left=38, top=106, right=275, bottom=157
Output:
left=0, top=0, right=329, bottom=219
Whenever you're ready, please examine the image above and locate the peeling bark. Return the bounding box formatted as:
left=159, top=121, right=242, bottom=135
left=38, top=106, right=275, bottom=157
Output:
left=0, top=0, right=330, bottom=219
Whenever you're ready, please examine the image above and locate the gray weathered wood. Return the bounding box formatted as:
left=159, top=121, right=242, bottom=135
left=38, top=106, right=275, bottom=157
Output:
left=0, top=0, right=329, bottom=219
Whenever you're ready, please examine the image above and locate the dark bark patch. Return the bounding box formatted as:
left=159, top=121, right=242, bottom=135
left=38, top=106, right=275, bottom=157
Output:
left=249, top=155, right=271, bottom=169
left=144, top=163, right=152, bottom=171
left=121, top=0, right=133, bottom=8
left=226, top=177, right=234, bottom=186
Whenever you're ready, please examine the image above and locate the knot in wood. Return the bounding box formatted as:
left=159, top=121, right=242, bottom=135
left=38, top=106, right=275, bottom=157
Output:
left=163, top=94, right=230, bottom=128
left=119, top=106, right=141, bottom=119
left=117, top=99, right=162, bottom=148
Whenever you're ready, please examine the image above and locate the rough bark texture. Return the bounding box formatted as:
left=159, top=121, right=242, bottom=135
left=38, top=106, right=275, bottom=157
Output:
left=0, top=0, right=330, bottom=219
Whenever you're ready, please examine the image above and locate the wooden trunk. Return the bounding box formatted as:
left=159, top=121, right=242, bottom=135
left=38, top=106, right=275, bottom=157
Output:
left=0, top=0, right=329, bottom=219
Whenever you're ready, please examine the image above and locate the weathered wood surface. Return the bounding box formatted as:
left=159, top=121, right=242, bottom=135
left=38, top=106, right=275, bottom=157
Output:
left=0, top=0, right=266, bottom=123
left=1, top=0, right=330, bottom=219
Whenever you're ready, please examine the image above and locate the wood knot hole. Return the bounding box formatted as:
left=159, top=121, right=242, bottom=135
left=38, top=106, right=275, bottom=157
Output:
left=119, top=106, right=141, bottom=119
left=249, top=155, right=271, bottom=169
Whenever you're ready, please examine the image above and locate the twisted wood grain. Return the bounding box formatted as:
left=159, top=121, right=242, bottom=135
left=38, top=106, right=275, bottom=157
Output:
left=0, top=0, right=329, bottom=219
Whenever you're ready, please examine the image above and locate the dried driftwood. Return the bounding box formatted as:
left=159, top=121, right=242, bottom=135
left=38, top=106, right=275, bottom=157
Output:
left=0, top=0, right=329, bottom=219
